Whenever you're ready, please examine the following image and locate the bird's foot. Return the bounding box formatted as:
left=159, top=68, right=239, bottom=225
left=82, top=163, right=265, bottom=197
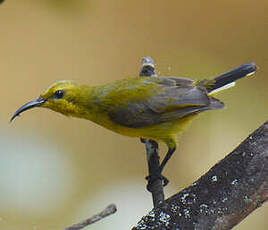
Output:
left=145, top=174, right=169, bottom=191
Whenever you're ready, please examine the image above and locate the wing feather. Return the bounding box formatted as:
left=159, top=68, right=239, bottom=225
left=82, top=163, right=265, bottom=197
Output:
left=107, top=76, right=224, bottom=128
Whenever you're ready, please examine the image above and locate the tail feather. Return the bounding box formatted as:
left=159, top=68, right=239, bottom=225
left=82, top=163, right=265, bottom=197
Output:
left=208, top=62, right=258, bottom=94
left=208, top=82, right=236, bottom=95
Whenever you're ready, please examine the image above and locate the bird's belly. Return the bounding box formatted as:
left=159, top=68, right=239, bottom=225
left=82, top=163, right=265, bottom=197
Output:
left=95, top=114, right=198, bottom=143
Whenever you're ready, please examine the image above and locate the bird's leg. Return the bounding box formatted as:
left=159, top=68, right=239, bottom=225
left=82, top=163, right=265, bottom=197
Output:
left=141, top=138, right=169, bottom=188
left=159, top=147, right=176, bottom=173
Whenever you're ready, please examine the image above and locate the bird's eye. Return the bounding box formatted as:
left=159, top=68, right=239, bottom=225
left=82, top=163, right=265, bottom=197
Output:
left=54, top=90, right=65, bottom=99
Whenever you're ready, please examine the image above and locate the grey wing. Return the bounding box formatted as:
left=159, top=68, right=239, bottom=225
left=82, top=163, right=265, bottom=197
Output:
left=109, top=78, right=224, bottom=128
left=158, top=76, right=195, bottom=87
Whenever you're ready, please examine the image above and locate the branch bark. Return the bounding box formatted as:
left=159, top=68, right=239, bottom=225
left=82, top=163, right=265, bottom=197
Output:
left=143, top=139, right=165, bottom=207
left=133, top=121, right=268, bottom=230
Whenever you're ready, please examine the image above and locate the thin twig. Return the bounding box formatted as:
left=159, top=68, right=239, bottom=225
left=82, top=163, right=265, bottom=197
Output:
left=140, top=57, right=165, bottom=207
left=144, top=139, right=165, bottom=207
left=133, top=121, right=268, bottom=230
left=64, top=204, right=117, bottom=230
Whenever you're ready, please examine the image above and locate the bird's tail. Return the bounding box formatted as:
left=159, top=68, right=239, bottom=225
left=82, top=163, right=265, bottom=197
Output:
left=198, top=63, right=258, bottom=95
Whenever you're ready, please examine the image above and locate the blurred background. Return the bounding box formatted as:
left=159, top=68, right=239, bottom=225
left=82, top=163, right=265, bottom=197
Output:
left=0, top=0, right=267, bottom=229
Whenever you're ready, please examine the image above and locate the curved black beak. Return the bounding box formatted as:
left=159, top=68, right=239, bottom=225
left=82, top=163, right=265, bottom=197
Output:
left=10, top=97, right=46, bottom=122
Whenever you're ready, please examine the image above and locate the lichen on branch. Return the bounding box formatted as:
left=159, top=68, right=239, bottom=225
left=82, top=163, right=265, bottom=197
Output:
left=133, top=121, right=268, bottom=230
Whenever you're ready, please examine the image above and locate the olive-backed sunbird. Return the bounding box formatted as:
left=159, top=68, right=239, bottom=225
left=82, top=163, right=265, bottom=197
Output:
left=11, top=63, right=257, bottom=175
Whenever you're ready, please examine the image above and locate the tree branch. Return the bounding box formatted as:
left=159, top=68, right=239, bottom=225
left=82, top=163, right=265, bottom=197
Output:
left=140, top=57, right=165, bottom=207
left=64, top=204, right=117, bottom=230
left=133, top=121, right=268, bottom=230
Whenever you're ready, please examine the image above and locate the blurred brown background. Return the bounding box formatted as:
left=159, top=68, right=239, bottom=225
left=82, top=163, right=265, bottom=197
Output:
left=0, top=0, right=267, bottom=229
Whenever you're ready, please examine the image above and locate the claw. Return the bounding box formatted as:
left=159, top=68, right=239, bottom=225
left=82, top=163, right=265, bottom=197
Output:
left=146, top=174, right=169, bottom=191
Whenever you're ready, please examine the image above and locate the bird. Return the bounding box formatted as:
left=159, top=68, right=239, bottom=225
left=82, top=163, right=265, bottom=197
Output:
left=11, top=62, right=257, bottom=184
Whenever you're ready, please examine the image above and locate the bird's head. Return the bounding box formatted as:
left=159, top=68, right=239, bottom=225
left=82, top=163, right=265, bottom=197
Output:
left=11, top=80, right=90, bottom=122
